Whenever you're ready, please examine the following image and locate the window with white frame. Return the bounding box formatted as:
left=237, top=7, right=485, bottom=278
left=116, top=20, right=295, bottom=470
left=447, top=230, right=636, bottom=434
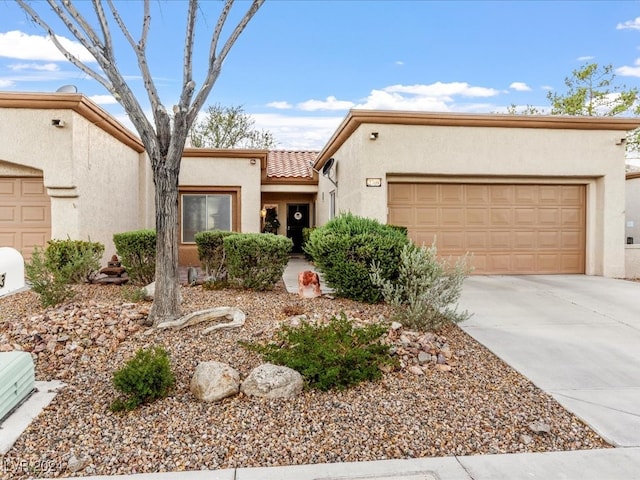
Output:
left=330, top=190, right=336, bottom=219
left=181, top=193, right=232, bottom=243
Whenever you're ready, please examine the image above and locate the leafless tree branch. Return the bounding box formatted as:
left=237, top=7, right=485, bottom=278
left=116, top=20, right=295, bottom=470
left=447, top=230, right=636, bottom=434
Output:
left=189, top=0, right=264, bottom=125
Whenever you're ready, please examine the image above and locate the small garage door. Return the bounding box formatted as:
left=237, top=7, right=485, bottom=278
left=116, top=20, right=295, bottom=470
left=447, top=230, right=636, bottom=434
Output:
left=0, top=177, right=51, bottom=261
left=388, top=183, right=585, bottom=274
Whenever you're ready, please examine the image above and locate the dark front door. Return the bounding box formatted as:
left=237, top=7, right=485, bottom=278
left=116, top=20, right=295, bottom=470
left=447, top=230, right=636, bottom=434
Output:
left=287, top=204, right=309, bottom=253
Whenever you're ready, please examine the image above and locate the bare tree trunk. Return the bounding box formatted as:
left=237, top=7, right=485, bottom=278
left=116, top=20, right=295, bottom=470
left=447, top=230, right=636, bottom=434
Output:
left=147, top=159, right=181, bottom=326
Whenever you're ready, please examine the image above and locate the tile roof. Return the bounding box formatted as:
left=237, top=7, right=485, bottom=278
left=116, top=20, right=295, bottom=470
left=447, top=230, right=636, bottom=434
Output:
left=267, top=150, right=318, bottom=178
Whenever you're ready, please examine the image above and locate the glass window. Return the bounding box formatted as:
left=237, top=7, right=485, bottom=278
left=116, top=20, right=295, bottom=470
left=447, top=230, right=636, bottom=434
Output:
left=181, top=194, right=231, bottom=243
left=330, top=190, right=336, bottom=219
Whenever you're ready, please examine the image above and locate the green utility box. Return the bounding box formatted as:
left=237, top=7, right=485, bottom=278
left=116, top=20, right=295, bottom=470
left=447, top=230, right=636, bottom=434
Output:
left=0, top=351, right=35, bottom=422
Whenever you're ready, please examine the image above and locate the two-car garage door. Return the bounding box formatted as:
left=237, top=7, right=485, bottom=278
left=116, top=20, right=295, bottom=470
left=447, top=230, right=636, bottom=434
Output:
left=0, top=177, right=51, bottom=261
left=388, top=183, right=585, bottom=274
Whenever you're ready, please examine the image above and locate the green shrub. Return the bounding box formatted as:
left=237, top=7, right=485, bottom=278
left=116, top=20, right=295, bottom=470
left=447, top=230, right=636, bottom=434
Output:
left=301, top=227, right=316, bottom=260
left=45, top=238, right=104, bottom=284
left=243, top=314, right=395, bottom=391
left=113, top=229, right=156, bottom=285
left=304, top=213, right=409, bottom=303
left=110, top=346, right=175, bottom=412
left=223, top=233, right=292, bottom=290
left=370, top=242, right=471, bottom=331
left=194, top=230, right=234, bottom=280
left=25, top=246, right=75, bottom=307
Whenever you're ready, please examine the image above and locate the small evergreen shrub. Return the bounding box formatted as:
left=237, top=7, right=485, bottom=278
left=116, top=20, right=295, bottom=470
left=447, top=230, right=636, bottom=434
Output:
left=223, top=233, right=292, bottom=290
left=194, top=230, right=233, bottom=280
left=304, top=213, right=409, bottom=303
left=110, top=346, right=175, bottom=412
left=301, top=227, right=316, bottom=260
left=113, top=229, right=156, bottom=285
left=45, top=238, right=104, bottom=284
left=25, top=246, right=75, bottom=307
left=370, top=242, right=471, bottom=331
left=242, top=314, right=396, bottom=391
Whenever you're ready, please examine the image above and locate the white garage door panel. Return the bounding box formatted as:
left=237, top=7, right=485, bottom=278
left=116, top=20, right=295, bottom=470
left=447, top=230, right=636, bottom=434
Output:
left=388, top=183, right=586, bottom=275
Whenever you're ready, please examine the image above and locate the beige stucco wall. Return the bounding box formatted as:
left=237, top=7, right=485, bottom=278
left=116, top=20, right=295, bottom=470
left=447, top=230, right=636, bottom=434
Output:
left=179, top=156, right=262, bottom=233
left=0, top=107, right=142, bottom=262
left=625, top=245, right=640, bottom=278
left=317, top=122, right=629, bottom=277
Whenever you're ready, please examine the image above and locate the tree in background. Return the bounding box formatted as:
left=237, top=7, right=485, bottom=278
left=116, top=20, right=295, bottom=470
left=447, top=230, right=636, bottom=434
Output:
left=16, top=0, right=264, bottom=325
left=510, top=63, right=640, bottom=151
left=547, top=63, right=638, bottom=117
left=189, top=104, right=277, bottom=149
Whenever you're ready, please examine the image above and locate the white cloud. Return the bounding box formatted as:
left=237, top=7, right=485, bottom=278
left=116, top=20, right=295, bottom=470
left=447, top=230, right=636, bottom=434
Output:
left=266, top=101, right=292, bottom=109
left=9, top=62, right=59, bottom=72
left=89, top=94, right=118, bottom=105
left=252, top=113, right=343, bottom=150
left=383, top=82, right=499, bottom=98
left=0, top=79, right=14, bottom=88
left=617, top=59, right=640, bottom=77
left=577, top=55, right=594, bottom=62
left=297, top=95, right=355, bottom=111
left=617, top=17, right=640, bottom=30
left=354, top=88, right=451, bottom=111
left=0, top=30, right=95, bottom=62
left=509, top=82, right=531, bottom=92
left=541, top=85, right=553, bottom=91
left=395, top=60, right=404, bottom=66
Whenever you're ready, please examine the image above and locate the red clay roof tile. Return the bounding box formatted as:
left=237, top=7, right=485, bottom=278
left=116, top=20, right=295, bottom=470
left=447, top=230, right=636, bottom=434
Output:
left=267, top=150, right=318, bottom=178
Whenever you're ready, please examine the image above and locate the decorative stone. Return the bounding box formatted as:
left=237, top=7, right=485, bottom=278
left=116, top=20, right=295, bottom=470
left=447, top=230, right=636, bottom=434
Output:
left=528, top=421, right=551, bottom=434
left=408, top=365, right=425, bottom=376
left=435, top=364, right=452, bottom=372
left=241, top=363, right=303, bottom=399
left=520, top=434, right=533, bottom=445
left=190, top=361, right=240, bottom=402
left=390, top=321, right=403, bottom=331
left=417, top=352, right=431, bottom=364
left=67, top=453, right=91, bottom=473
left=298, top=270, right=322, bottom=298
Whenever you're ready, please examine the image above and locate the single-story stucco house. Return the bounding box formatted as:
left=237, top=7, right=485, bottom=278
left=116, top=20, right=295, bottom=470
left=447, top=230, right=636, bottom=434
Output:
left=2, top=92, right=640, bottom=278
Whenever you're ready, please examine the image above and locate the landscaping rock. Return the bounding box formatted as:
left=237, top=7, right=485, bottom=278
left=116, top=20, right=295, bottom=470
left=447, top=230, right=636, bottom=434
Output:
left=241, top=363, right=303, bottom=399
left=529, top=421, right=551, bottom=434
left=190, top=361, right=240, bottom=402
left=67, top=453, right=91, bottom=473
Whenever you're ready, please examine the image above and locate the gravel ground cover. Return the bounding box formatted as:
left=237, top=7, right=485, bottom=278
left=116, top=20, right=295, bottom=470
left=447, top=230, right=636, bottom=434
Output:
left=0, top=283, right=609, bottom=478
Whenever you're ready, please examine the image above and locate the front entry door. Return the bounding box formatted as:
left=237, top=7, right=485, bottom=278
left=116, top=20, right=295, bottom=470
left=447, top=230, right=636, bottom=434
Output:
left=287, top=204, right=309, bottom=253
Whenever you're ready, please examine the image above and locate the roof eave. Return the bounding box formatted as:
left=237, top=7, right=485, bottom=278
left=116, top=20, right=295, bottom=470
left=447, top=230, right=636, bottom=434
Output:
left=315, top=109, right=640, bottom=170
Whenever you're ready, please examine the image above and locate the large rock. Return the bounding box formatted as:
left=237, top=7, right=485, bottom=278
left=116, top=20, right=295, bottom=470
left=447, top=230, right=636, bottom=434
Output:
left=190, top=361, right=240, bottom=402
left=241, top=363, right=303, bottom=399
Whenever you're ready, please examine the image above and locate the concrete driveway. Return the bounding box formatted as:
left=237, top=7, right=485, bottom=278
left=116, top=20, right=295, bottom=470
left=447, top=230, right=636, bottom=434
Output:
left=458, top=275, right=640, bottom=448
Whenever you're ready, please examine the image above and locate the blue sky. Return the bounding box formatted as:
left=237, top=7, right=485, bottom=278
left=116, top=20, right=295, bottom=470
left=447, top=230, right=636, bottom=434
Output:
left=1, top=1, right=640, bottom=150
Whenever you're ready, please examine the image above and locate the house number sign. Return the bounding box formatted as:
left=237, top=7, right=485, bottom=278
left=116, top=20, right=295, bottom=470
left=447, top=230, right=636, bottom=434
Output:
left=0, top=272, right=5, bottom=289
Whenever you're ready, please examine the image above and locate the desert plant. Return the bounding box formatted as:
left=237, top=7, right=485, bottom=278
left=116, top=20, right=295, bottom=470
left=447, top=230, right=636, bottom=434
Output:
left=194, top=230, right=233, bottom=280
left=45, top=238, right=104, bottom=283
left=25, top=246, right=75, bottom=307
left=370, top=242, right=471, bottom=331
left=223, top=233, right=292, bottom=290
left=304, top=213, right=409, bottom=303
left=110, top=346, right=175, bottom=412
left=113, top=229, right=156, bottom=285
left=242, top=314, right=395, bottom=391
